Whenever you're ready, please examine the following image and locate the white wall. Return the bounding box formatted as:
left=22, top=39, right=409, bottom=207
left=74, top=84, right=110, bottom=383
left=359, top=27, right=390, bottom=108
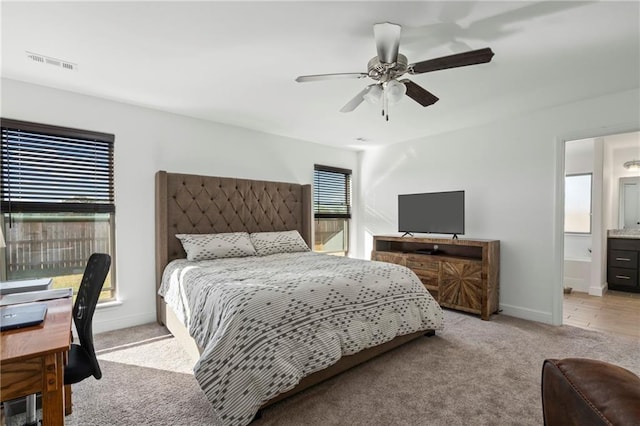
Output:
left=1, top=78, right=359, bottom=333
left=565, top=139, right=595, bottom=174
left=356, top=88, right=640, bottom=325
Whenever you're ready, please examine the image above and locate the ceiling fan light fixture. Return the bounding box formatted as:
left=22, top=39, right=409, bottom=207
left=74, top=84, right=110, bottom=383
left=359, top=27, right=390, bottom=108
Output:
left=363, top=84, right=383, bottom=104
left=624, top=160, right=640, bottom=170
left=386, top=80, right=406, bottom=104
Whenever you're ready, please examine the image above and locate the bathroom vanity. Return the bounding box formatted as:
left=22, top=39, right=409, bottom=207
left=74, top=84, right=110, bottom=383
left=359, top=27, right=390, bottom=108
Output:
left=607, top=230, right=640, bottom=293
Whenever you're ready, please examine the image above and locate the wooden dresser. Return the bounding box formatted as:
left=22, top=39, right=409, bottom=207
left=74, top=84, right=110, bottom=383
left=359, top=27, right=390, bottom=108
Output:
left=371, top=235, right=500, bottom=320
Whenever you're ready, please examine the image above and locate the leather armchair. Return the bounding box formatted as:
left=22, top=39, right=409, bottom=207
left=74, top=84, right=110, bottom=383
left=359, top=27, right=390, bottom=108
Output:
left=541, top=358, right=640, bottom=425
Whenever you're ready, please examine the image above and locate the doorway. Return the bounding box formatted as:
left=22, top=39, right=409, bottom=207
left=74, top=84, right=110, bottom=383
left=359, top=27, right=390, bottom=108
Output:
left=561, top=130, right=640, bottom=331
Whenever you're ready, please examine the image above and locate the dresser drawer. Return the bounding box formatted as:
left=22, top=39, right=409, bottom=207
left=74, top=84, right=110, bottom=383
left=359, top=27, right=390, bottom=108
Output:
left=608, top=250, right=638, bottom=269
left=406, top=256, right=439, bottom=287
left=608, top=267, right=638, bottom=288
left=372, top=252, right=406, bottom=266
left=415, top=271, right=439, bottom=289
left=406, top=256, right=439, bottom=271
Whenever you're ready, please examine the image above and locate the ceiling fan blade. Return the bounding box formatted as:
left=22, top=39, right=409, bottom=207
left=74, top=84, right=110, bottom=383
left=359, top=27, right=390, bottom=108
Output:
left=374, top=22, right=402, bottom=64
left=400, top=79, right=439, bottom=107
left=409, top=47, right=494, bottom=74
left=295, top=73, right=368, bottom=83
left=340, top=85, right=374, bottom=113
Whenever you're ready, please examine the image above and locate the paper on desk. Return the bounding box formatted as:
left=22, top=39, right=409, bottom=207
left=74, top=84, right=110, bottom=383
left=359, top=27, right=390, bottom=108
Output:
left=0, top=287, right=73, bottom=306
left=0, top=278, right=52, bottom=295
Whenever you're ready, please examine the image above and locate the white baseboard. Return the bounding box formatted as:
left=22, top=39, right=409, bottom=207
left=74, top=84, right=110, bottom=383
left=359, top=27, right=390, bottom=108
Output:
left=498, top=303, right=553, bottom=325
left=588, top=282, right=607, bottom=297
left=92, top=310, right=157, bottom=334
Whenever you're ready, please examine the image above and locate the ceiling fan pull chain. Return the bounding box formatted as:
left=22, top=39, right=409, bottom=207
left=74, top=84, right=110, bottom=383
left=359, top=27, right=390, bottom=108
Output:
left=384, top=87, right=389, bottom=121
left=382, top=87, right=385, bottom=118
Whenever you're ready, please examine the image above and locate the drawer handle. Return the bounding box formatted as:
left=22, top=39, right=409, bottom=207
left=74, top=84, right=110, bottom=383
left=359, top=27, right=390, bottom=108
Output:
left=615, top=275, right=631, bottom=280
left=615, top=257, right=632, bottom=261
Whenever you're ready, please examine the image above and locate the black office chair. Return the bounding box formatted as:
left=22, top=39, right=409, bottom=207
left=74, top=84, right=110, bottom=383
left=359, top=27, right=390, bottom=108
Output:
left=65, top=252, right=111, bottom=386
left=22, top=253, right=111, bottom=425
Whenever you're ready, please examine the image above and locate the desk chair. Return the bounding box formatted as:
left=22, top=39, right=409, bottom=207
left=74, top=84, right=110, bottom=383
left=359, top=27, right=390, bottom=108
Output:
left=23, top=253, right=111, bottom=425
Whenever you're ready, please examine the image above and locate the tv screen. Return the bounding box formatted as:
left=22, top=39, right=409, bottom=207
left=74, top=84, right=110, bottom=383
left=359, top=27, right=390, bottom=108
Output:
left=398, top=191, right=465, bottom=236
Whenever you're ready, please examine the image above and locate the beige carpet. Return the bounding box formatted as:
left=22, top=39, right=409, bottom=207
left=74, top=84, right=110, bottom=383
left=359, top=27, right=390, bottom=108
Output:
left=24, top=310, right=640, bottom=425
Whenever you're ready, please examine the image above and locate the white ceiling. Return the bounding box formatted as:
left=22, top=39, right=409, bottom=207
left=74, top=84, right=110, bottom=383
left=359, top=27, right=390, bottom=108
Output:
left=1, top=1, right=639, bottom=150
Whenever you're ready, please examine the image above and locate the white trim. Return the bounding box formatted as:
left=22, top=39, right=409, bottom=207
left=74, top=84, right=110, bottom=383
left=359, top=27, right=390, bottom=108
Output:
left=92, top=310, right=156, bottom=335
left=498, top=304, right=552, bottom=324
left=564, top=256, right=591, bottom=262
left=553, top=136, right=566, bottom=326
left=588, top=282, right=607, bottom=297
left=96, top=300, right=123, bottom=310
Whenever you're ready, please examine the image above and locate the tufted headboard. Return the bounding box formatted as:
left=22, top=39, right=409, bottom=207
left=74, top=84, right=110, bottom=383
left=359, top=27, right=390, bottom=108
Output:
left=155, top=170, right=312, bottom=323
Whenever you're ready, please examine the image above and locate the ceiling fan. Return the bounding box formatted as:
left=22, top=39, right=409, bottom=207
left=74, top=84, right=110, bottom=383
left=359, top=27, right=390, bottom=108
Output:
left=295, top=22, right=494, bottom=121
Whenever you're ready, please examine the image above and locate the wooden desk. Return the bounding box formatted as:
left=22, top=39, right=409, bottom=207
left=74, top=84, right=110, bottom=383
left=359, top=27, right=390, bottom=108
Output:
left=1, top=298, right=72, bottom=425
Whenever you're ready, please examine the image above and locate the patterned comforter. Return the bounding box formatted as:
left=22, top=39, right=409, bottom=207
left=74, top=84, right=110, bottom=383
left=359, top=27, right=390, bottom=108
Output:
left=159, top=251, right=444, bottom=425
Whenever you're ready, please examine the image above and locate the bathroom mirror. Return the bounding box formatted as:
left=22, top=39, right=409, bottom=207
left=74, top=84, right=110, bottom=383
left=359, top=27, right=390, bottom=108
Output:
left=619, top=176, right=640, bottom=229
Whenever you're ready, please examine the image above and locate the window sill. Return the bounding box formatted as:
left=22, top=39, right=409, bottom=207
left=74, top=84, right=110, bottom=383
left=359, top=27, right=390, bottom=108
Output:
left=96, top=300, right=123, bottom=310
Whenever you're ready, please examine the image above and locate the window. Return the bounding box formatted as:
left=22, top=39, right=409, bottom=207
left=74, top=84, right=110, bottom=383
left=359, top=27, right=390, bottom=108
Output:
left=313, top=165, right=351, bottom=255
left=0, top=118, right=116, bottom=301
left=564, top=173, right=592, bottom=234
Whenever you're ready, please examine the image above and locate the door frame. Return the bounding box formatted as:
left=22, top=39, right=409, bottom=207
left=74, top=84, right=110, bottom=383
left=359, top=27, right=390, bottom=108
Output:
left=553, top=124, right=640, bottom=325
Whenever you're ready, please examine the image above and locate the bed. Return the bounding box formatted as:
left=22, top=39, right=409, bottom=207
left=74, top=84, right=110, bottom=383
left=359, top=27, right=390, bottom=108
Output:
left=155, top=170, right=443, bottom=425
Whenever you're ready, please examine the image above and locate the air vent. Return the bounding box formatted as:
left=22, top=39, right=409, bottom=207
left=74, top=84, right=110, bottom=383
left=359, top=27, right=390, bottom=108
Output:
left=26, top=51, right=77, bottom=71
left=27, top=53, right=45, bottom=63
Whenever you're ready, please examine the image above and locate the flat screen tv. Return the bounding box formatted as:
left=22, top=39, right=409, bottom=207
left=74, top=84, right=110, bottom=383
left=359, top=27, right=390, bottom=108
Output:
left=398, top=190, right=465, bottom=237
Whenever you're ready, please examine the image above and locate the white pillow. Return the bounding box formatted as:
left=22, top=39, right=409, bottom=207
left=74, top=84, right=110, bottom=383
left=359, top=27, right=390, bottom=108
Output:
left=176, top=232, right=256, bottom=261
left=250, top=230, right=310, bottom=256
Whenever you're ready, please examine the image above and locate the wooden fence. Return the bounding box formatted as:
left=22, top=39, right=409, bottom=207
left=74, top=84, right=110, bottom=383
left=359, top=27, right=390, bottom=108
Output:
left=4, top=217, right=112, bottom=280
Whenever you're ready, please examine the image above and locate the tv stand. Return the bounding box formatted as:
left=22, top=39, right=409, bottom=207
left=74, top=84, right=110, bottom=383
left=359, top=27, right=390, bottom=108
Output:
left=452, top=234, right=459, bottom=240
left=371, top=235, right=500, bottom=320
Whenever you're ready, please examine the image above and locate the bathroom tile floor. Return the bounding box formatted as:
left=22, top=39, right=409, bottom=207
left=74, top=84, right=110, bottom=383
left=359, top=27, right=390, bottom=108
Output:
left=564, top=290, right=640, bottom=340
